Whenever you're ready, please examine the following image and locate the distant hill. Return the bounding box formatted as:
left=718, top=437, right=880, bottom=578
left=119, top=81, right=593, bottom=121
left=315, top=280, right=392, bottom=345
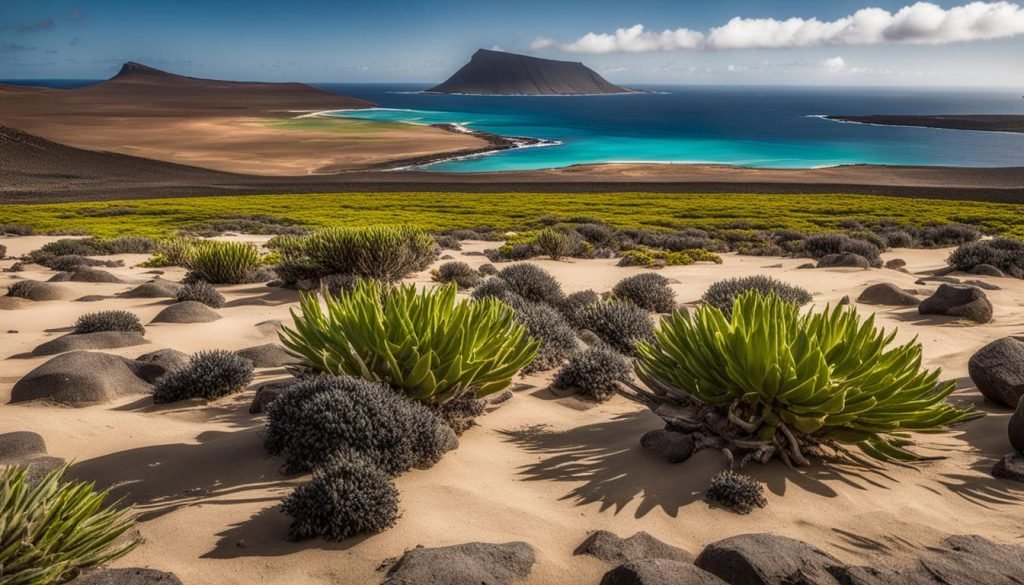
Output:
left=428, top=49, right=636, bottom=95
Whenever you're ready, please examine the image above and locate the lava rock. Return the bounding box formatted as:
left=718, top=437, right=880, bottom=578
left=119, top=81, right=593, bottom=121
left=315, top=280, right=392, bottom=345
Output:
left=17, top=456, right=68, bottom=484
left=796, top=263, right=816, bottom=269
left=151, top=301, right=221, bottom=324
left=969, top=264, right=1005, bottom=277
left=918, top=284, right=992, bottom=324
left=967, top=337, right=1024, bottom=408
left=909, top=534, right=1024, bottom=584
left=992, top=453, right=1024, bottom=483
left=576, top=531, right=693, bottom=564
left=962, top=279, right=1001, bottom=291
left=10, top=351, right=152, bottom=406
left=694, top=533, right=845, bottom=585
left=640, top=429, right=696, bottom=463
left=383, top=541, right=535, bottom=585
left=1010, top=397, right=1024, bottom=453
left=131, top=348, right=189, bottom=383
left=235, top=343, right=293, bottom=368
left=119, top=279, right=182, bottom=299
left=70, top=568, right=184, bottom=585
left=32, top=331, right=148, bottom=356
left=0, top=431, right=47, bottom=462
left=857, top=283, right=920, bottom=306
left=817, top=253, right=870, bottom=269
left=600, top=559, right=728, bottom=585
left=48, top=269, right=124, bottom=284
left=884, top=258, right=907, bottom=270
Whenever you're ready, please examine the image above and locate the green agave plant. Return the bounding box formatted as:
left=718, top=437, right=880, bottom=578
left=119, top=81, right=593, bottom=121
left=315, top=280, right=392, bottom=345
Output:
left=280, top=280, right=539, bottom=403
left=302, top=225, right=437, bottom=282
left=184, top=240, right=263, bottom=284
left=635, top=291, right=981, bottom=464
left=0, top=465, right=138, bottom=585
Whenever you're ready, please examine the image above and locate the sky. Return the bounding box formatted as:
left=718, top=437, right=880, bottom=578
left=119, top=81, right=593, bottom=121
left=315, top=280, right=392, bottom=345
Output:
left=2, top=0, right=1023, bottom=86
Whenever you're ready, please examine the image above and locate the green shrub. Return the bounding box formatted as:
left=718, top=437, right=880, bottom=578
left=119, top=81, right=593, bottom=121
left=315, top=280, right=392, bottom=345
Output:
left=74, top=310, right=145, bottom=335
left=617, top=247, right=722, bottom=268
left=706, top=471, right=767, bottom=515
left=302, top=225, right=437, bottom=282
left=635, top=292, right=981, bottom=464
left=176, top=280, right=226, bottom=308
left=281, top=454, right=399, bottom=542
left=802, top=233, right=880, bottom=264
left=265, top=376, right=451, bottom=474
left=558, top=289, right=601, bottom=328
left=496, top=263, right=565, bottom=305
left=0, top=465, right=138, bottom=584
left=6, top=280, right=43, bottom=299
left=553, top=345, right=632, bottom=402
left=183, top=240, right=263, bottom=284
left=574, top=300, right=655, bottom=355
left=613, top=273, right=676, bottom=313
left=153, top=349, right=254, bottom=403
left=280, top=280, right=539, bottom=403
left=701, top=275, right=812, bottom=317
left=432, top=261, right=482, bottom=288
left=534, top=228, right=576, bottom=260
left=948, top=238, right=1024, bottom=278
left=510, top=299, right=579, bottom=373
left=47, top=255, right=121, bottom=272
left=920, top=223, right=982, bottom=247
left=478, top=263, right=498, bottom=276
left=140, top=237, right=199, bottom=268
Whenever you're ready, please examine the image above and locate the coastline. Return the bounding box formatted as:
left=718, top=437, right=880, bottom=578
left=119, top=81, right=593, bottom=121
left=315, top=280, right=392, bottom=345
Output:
left=822, top=114, right=1024, bottom=135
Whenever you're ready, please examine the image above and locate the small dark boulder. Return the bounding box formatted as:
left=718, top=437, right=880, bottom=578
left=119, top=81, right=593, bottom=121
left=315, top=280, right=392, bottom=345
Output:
left=992, top=453, right=1024, bottom=483
left=383, top=541, right=535, bottom=585
left=969, top=264, right=1005, bottom=277
left=119, top=279, right=182, bottom=299
left=694, top=533, right=845, bottom=585
left=817, top=253, right=870, bottom=269
left=1010, top=397, right=1024, bottom=453
left=32, top=331, right=149, bottom=356
left=857, top=283, right=919, bottom=306
left=967, top=337, right=1024, bottom=407
left=76, top=295, right=108, bottom=302
left=48, top=269, right=124, bottom=284
left=601, top=560, right=729, bottom=585
left=10, top=351, right=151, bottom=406
left=910, top=534, right=1024, bottom=585
left=69, top=568, right=184, bottom=585
left=255, top=319, right=282, bottom=337
left=0, top=244, right=5, bottom=260
left=576, top=531, right=693, bottom=564
left=131, top=349, right=189, bottom=383
left=963, top=279, right=1000, bottom=291
left=884, top=258, right=907, bottom=270
left=918, top=284, right=992, bottom=324
left=640, top=429, right=696, bottom=463
left=151, top=301, right=221, bottom=324
left=796, top=263, right=816, bottom=269
left=235, top=343, right=293, bottom=368
left=0, top=431, right=47, bottom=462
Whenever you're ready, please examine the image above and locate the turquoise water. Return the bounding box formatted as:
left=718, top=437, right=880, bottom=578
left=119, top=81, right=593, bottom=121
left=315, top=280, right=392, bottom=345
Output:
left=318, top=84, right=1024, bottom=172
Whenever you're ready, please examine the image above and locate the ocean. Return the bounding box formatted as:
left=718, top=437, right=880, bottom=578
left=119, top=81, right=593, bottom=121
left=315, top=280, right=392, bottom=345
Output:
left=6, top=79, right=1024, bottom=172
left=316, top=83, right=1024, bottom=172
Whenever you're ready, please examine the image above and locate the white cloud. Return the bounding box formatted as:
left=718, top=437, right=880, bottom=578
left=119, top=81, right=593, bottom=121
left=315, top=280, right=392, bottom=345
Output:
left=531, top=2, right=1024, bottom=53
left=818, top=56, right=847, bottom=71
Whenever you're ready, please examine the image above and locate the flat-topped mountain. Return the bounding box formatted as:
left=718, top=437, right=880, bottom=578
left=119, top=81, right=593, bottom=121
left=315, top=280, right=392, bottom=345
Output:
left=427, top=49, right=635, bottom=95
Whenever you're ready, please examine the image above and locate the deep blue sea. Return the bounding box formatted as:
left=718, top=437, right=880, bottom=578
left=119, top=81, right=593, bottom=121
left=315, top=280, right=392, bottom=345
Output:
left=7, top=79, right=1024, bottom=172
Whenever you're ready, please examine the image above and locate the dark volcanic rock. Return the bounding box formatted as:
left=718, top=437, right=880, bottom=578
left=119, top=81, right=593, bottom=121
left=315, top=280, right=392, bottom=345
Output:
left=884, top=258, right=906, bottom=270
left=10, top=351, right=151, bottom=406
left=817, top=253, right=870, bottom=269
left=969, top=263, right=1005, bottom=277
left=70, top=568, right=184, bottom=585
left=963, top=279, right=1000, bottom=290
left=918, top=284, right=992, bottom=323
left=235, top=343, right=293, bottom=368
left=992, top=453, right=1024, bottom=482
left=428, top=49, right=634, bottom=95
left=910, top=534, right=1024, bottom=585
left=151, top=301, right=221, bottom=323
left=383, top=541, right=535, bottom=585
left=48, top=268, right=124, bottom=283
left=600, top=559, right=728, bottom=585
left=640, top=429, right=696, bottom=463
left=119, top=279, right=181, bottom=298
left=255, top=319, right=283, bottom=337
left=856, top=283, right=919, bottom=306
left=967, top=337, right=1024, bottom=407
left=131, top=348, right=189, bottom=383
left=576, top=531, right=693, bottom=564
left=0, top=431, right=47, bottom=462
left=17, top=456, right=67, bottom=484
left=1010, top=397, right=1024, bottom=452
left=32, top=331, right=148, bottom=356
left=694, top=533, right=844, bottom=585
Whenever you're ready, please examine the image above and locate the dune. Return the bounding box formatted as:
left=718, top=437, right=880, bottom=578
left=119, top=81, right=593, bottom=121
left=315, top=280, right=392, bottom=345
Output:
left=1, top=235, right=1022, bottom=584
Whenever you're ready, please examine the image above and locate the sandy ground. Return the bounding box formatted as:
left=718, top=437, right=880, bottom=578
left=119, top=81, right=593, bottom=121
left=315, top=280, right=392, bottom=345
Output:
left=1, top=236, right=1022, bottom=584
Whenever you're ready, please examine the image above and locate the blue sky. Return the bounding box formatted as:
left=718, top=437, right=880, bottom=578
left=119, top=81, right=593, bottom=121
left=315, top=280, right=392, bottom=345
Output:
left=2, top=0, right=1023, bottom=86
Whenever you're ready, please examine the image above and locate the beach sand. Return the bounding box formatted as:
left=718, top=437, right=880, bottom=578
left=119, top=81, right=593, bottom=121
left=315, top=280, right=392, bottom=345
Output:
left=1, top=236, right=1022, bottom=584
